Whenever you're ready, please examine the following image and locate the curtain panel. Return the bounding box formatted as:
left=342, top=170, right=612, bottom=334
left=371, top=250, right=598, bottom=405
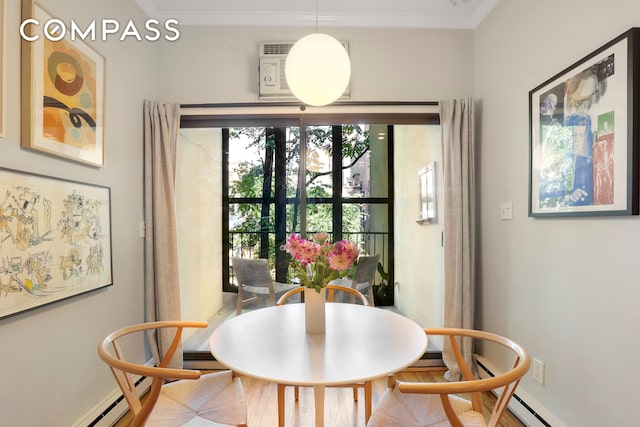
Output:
left=143, top=100, right=183, bottom=367
left=439, top=98, right=476, bottom=380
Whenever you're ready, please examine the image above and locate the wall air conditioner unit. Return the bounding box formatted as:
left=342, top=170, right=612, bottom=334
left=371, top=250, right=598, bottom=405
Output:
left=258, top=41, right=351, bottom=101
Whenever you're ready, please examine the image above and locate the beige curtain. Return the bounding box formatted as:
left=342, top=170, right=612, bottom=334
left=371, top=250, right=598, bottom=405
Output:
left=143, top=100, right=182, bottom=367
left=439, top=98, right=475, bottom=380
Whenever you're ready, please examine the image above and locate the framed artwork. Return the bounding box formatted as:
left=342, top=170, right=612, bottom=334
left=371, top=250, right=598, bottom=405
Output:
left=529, top=28, right=640, bottom=217
left=21, top=1, right=105, bottom=166
left=417, top=162, right=437, bottom=224
left=0, top=167, right=112, bottom=320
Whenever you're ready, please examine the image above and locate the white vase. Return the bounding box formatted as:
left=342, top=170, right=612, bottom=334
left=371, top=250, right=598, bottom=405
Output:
left=304, top=287, right=326, bottom=334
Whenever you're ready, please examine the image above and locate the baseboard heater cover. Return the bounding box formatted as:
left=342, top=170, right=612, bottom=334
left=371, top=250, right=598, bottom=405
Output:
left=88, top=376, right=150, bottom=427
left=474, top=354, right=567, bottom=427
left=73, top=361, right=154, bottom=427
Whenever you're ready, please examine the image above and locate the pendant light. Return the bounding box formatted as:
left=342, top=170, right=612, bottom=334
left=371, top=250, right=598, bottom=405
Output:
left=285, top=0, right=351, bottom=106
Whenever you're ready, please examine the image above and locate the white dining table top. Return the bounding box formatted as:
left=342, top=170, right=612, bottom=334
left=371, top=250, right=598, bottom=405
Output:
left=209, top=303, right=428, bottom=387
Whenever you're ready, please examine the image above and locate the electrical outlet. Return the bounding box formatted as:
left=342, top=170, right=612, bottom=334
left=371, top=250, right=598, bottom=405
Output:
left=533, top=358, right=545, bottom=385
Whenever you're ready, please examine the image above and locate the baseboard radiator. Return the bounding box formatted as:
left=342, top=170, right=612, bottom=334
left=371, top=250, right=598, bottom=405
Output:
left=72, top=372, right=152, bottom=427
left=474, top=355, right=566, bottom=427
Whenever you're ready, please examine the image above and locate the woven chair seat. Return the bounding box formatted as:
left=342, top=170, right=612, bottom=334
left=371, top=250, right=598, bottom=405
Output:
left=148, top=371, right=246, bottom=426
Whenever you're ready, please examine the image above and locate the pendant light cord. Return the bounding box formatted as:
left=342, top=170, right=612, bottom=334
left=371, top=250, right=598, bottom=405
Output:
left=315, top=0, right=318, bottom=32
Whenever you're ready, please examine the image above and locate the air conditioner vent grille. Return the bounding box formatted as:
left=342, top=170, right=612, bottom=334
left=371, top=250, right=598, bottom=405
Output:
left=262, top=43, right=293, bottom=56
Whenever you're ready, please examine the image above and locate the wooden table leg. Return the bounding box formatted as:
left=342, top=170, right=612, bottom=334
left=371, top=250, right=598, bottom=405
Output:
left=277, top=383, right=285, bottom=427
left=364, top=380, right=372, bottom=422
left=313, top=385, right=325, bottom=427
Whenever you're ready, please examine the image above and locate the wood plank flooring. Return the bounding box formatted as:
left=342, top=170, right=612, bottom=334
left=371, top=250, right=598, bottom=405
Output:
left=113, top=367, right=525, bottom=427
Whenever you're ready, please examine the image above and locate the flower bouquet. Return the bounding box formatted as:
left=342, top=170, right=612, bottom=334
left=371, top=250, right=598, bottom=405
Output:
left=282, top=232, right=359, bottom=292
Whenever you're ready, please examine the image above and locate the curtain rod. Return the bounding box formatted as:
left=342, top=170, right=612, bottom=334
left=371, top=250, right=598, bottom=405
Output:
left=180, top=101, right=439, bottom=109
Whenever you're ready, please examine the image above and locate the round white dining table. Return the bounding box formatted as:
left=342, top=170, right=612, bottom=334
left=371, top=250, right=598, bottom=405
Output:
left=209, top=302, right=428, bottom=427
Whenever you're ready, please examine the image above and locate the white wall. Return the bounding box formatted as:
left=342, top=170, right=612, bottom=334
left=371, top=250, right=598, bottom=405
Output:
left=155, top=26, right=473, bottom=103
left=0, top=1, right=155, bottom=425
left=394, top=125, right=444, bottom=332
left=474, top=1, right=640, bottom=425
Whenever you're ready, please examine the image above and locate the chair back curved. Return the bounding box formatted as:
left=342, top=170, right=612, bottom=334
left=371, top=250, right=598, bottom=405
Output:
left=232, top=257, right=276, bottom=315
left=232, top=257, right=299, bottom=314
left=276, top=284, right=369, bottom=306
left=232, top=257, right=273, bottom=288
left=351, top=254, right=380, bottom=305
left=369, top=327, right=530, bottom=427
left=98, top=321, right=247, bottom=427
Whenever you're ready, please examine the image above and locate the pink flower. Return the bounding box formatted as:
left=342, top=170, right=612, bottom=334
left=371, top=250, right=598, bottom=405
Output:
left=312, top=232, right=329, bottom=243
left=328, top=240, right=359, bottom=271
left=283, top=233, right=304, bottom=258
left=296, top=240, right=320, bottom=265
left=327, top=252, right=352, bottom=271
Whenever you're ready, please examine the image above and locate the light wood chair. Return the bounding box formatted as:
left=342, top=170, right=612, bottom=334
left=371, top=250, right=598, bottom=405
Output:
left=351, top=254, right=380, bottom=306
left=275, top=284, right=372, bottom=426
left=231, top=257, right=298, bottom=315
left=98, top=321, right=248, bottom=427
left=367, top=327, right=530, bottom=427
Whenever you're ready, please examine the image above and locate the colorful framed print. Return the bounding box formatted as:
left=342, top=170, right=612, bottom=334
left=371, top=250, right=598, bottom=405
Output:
left=529, top=28, right=640, bottom=217
left=21, top=1, right=105, bottom=166
left=0, top=167, right=112, bottom=320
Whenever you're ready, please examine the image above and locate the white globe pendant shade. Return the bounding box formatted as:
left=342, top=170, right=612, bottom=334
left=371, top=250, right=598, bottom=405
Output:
left=285, top=33, right=351, bottom=106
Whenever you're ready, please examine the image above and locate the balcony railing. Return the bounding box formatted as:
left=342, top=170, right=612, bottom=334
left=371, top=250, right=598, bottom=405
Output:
left=228, top=230, right=390, bottom=286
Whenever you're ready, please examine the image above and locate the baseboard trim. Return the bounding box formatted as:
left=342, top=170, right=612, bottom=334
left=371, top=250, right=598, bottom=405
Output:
left=73, top=361, right=153, bottom=427
left=412, top=351, right=445, bottom=367
left=475, top=355, right=567, bottom=427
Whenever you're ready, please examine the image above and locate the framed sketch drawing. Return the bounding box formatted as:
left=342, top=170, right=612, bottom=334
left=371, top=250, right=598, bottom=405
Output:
left=21, top=1, right=105, bottom=166
left=529, top=28, right=639, bottom=217
left=0, top=168, right=112, bottom=319
left=417, top=162, right=437, bottom=224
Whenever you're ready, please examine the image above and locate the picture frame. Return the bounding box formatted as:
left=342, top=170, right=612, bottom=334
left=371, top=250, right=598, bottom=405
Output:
left=529, top=28, right=640, bottom=217
left=21, top=0, right=105, bottom=166
left=0, top=167, right=112, bottom=320
left=417, top=161, right=437, bottom=224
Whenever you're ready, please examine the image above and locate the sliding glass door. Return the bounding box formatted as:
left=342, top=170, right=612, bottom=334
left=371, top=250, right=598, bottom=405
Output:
left=178, top=110, right=442, bottom=354
left=178, top=110, right=439, bottom=320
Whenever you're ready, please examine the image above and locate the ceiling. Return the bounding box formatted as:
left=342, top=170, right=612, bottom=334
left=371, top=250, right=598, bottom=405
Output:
left=134, top=0, right=498, bottom=29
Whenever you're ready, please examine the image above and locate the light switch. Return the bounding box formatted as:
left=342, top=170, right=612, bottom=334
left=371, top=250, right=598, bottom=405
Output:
left=500, top=202, right=513, bottom=220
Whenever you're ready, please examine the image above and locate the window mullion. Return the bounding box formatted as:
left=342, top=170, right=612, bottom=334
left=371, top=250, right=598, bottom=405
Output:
left=299, top=120, right=308, bottom=238
left=332, top=125, right=343, bottom=241
left=274, top=127, right=288, bottom=282
left=259, top=128, right=275, bottom=259
left=222, top=128, right=233, bottom=291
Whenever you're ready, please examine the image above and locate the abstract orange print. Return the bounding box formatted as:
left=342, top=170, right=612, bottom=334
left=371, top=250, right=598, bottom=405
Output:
left=42, top=37, right=98, bottom=150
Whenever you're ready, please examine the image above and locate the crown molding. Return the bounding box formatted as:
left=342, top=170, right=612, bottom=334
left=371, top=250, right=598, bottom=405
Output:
left=135, top=0, right=498, bottom=30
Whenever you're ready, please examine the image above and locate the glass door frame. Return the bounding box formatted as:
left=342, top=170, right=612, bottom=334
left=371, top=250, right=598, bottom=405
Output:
left=181, top=107, right=440, bottom=293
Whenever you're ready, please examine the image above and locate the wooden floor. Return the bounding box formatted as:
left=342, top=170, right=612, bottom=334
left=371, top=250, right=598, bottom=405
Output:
left=113, top=367, right=525, bottom=427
